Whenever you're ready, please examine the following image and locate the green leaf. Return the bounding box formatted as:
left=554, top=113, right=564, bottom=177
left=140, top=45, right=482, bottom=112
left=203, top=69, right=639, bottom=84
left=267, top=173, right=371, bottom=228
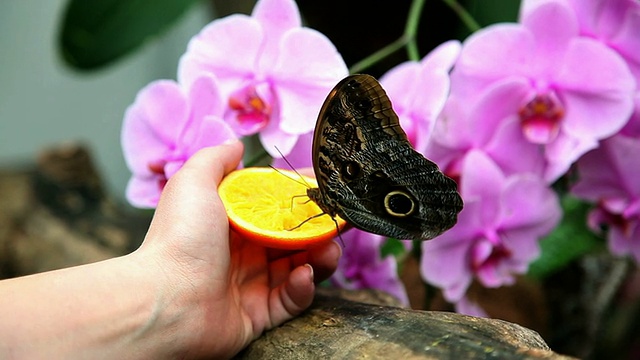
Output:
left=381, top=238, right=408, bottom=259
left=452, top=0, right=521, bottom=39
left=381, top=237, right=410, bottom=275
left=528, top=196, right=605, bottom=279
left=59, top=0, right=202, bottom=70
left=463, top=0, right=521, bottom=25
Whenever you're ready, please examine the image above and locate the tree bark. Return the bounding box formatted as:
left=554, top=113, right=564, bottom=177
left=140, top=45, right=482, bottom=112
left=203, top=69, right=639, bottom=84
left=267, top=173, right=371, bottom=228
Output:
left=236, top=288, right=573, bottom=359
left=0, top=143, right=149, bottom=278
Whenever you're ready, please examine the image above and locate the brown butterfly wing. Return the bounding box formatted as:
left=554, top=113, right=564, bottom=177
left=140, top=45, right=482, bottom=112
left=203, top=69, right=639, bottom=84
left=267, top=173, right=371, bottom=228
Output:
left=308, top=74, right=463, bottom=240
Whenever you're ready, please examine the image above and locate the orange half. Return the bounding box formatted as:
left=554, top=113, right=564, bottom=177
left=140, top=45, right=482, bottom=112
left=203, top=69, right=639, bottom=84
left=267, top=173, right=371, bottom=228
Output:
left=218, top=167, right=346, bottom=249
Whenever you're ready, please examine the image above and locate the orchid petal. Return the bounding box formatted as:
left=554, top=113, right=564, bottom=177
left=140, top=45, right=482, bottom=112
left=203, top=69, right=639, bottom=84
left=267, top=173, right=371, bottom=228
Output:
left=545, top=131, right=598, bottom=182
left=125, top=176, right=163, bottom=208
left=573, top=135, right=640, bottom=200
left=500, top=175, right=561, bottom=231
left=187, top=75, right=225, bottom=127
left=252, top=0, right=301, bottom=71
left=121, top=80, right=188, bottom=174
left=468, top=78, right=533, bottom=147
left=484, top=118, right=546, bottom=179
left=271, top=131, right=313, bottom=169
left=259, top=123, right=299, bottom=157
left=252, top=0, right=301, bottom=33
left=558, top=41, right=635, bottom=139
left=610, top=8, right=640, bottom=78
left=452, top=24, right=535, bottom=98
left=460, top=150, right=504, bottom=206
left=455, top=296, right=489, bottom=317
left=421, top=236, right=473, bottom=302
left=178, top=15, right=262, bottom=90
left=421, top=40, right=462, bottom=71
left=271, top=28, right=348, bottom=134
left=522, top=0, right=579, bottom=73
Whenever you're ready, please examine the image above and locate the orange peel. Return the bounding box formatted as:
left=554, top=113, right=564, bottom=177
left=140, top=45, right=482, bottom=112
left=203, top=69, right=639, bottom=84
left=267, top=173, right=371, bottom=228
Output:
left=218, top=167, right=346, bottom=249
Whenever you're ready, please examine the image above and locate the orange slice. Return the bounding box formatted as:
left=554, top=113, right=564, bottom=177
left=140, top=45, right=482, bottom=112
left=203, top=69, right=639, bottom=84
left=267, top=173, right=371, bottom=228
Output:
left=218, top=167, right=346, bottom=249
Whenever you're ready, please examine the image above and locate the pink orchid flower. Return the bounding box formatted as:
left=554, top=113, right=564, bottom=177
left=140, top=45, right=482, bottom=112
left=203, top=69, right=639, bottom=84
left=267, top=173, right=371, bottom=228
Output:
left=621, top=94, right=640, bottom=137
left=331, top=229, right=409, bottom=306
left=380, top=40, right=461, bottom=153
left=121, top=76, right=236, bottom=208
left=271, top=132, right=313, bottom=169
left=420, top=150, right=561, bottom=305
left=551, top=0, right=640, bottom=138
left=572, top=135, right=640, bottom=263
left=178, top=0, right=348, bottom=158
left=523, top=0, right=640, bottom=79
left=425, top=80, right=547, bottom=183
left=455, top=296, right=490, bottom=318
left=449, top=0, right=635, bottom=182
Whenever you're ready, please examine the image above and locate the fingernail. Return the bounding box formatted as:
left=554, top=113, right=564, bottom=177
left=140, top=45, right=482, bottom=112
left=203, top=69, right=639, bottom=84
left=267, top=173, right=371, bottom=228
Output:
left=304, top=264, right=314, bottom=283
left=222, top=137, right=240, bottom=145
left=333, top=240, right=343, bottom=259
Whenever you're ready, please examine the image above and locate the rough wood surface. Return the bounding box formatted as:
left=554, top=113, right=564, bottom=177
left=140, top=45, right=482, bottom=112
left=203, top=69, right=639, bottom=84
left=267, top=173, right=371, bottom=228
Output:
left=0, top=144, right=149, bottom=278
left=236, top=288, right=573, bottom=360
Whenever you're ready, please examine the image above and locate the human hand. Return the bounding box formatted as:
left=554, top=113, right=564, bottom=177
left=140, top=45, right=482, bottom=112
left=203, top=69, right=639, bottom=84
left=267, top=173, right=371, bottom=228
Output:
left=134, top=140, right=342, bottom=358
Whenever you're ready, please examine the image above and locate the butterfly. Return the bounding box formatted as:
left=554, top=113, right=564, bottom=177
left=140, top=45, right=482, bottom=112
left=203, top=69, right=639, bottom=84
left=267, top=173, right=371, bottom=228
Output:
left=306, top=74, right=463, bottom=241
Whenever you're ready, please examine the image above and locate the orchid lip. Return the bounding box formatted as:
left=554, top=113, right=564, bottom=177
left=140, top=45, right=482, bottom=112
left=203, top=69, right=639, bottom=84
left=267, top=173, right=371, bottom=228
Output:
left=227, top=83, right=273, bottom=136
left=519, top=93, right=565, bottom=144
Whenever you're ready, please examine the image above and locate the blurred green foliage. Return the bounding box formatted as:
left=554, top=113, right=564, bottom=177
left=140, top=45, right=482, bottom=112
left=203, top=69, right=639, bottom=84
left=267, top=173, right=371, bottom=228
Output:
left=59, top=0, right=202, bottom=70
left=528, top=196, right=605, bottom=279
left=58, top=0, right=523, bottom=71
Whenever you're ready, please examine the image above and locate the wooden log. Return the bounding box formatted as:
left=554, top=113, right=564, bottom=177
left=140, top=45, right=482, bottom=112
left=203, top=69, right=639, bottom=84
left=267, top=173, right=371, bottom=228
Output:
left=237, top=288, right=574, bottom=359
left=0, top=143, right=150, bottom=277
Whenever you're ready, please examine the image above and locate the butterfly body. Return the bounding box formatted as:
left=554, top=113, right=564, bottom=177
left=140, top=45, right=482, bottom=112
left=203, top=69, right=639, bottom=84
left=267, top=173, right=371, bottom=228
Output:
left=307, top=74, right=463, bottom=241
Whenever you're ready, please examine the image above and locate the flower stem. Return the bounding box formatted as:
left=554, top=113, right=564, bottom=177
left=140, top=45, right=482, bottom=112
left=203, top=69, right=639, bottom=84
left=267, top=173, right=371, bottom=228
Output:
left=404, top=0, right=426, bottom=61
left=245, top=148, right=271, bottom=167
left=349, top=37, right=407, bottom=74
left=440, top=0, right=481, bottom=32
left=349, top=0, right=427, bottom=74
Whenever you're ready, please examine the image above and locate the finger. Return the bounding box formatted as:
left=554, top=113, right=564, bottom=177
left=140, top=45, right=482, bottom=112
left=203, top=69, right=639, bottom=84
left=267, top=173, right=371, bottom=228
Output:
left=267, top=240, right=341, bottom=285
left=147, top=141, right=244, bottom=242
left=266, top=248, right=303, bottom=262
left=169, top=140, right=244, bottom=191
left=267, top=255, right=293, bottom=288
left=299, top=240, right=342, bottom=283
left=268, top=264, right=315, bottom=326
left=230, top=232, right=268, bottom=285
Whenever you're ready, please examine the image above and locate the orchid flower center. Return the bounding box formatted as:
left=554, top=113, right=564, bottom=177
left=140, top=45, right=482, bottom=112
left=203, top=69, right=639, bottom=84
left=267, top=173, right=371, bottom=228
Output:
left=473, top=242, right=511, bottom=271
left=601, top=211, right=632, bottom=236
left=518, top=92, right=565, bottom=144
left=471, top=230, right=511, bottom=273
left=595, top=199, right=640, bottom=238
left=227, top=82, right=272, bottom=136
left=147, top=159, right=168, bottom=191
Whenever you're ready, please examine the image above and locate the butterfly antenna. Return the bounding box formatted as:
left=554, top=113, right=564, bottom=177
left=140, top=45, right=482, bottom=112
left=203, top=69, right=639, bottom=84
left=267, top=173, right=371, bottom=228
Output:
left=269, top=165, right=310, bottom=189
left=271, top=146, right=312, bottom=189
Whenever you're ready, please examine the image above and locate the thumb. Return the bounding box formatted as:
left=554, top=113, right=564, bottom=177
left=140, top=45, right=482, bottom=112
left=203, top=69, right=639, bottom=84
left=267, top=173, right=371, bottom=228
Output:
left=148, top=140, right=244, bottom=240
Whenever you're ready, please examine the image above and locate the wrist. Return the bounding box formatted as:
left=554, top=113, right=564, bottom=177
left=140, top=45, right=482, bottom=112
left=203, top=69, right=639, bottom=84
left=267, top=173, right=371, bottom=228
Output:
left=131, top=242, right=246, bottom=359
left=123, top=248, right=203, bottom=359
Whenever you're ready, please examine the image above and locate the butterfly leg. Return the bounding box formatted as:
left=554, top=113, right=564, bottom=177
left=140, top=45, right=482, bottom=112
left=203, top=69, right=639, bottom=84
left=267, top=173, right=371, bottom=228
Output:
left=287, top=212, right=329, bottom=231
left=288, top=211, right=346, bottom=247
